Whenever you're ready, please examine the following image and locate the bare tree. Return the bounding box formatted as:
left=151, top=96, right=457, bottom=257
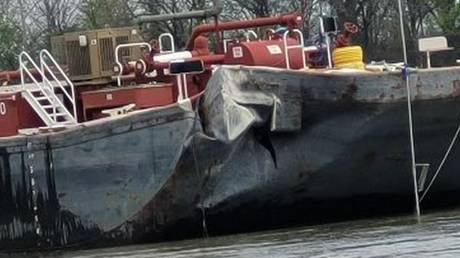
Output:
left=19, top=0, right=80, bottom=51
left=226, top=0, right=271, bottom=17
left=0, top=0, right=13, bottom=16
left=136, top=0, right=211, bottom=48
left=28, top=0, right=79, bottom=34
left=80, top=0, right=135, bottom=29
left=0, top=14, right=23, bottom=70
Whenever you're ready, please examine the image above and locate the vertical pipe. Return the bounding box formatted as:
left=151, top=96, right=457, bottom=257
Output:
left=319, top=17, right=332, bottom=69
left=176, top=75, right=183, bottom=101
left=325, top=36, right=333, bottom=69
left=182, top=74, right=189, bottom=99
left=214, top=16, right=223, bottom=54
left=426, top=51, right=431, bottom=69
left=398, top=0, right=421, bottom=220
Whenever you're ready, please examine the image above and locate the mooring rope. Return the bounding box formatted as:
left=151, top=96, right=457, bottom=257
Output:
left=420, top=124, right=460, bottom=202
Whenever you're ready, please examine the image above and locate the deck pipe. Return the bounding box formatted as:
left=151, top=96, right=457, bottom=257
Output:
left=185, top=14, right=303, bottom=51
left=135, top=0, right=223, bottom=24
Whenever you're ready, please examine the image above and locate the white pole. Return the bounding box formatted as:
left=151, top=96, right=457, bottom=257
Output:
left=426, top=51, right=431, bottom=69
left=319, top=17, right=333, bottom=69
left=325, top=36, right=333, bottom=69
left=398, top=0, right=421, bottom=221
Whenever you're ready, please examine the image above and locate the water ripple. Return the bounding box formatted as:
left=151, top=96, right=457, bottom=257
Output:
left=34, top=209, right=460, bottom=258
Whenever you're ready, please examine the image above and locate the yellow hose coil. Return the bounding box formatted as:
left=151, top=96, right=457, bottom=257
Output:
left=332, top=46, right=365, bottom=70
left=335, top=61, right=365, bottom=70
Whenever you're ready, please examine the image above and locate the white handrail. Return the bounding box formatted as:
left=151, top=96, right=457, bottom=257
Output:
left=20, top=51, right=76, bottom=124
left=283, top=30, right=307, bottom=70
left=245, top=30, right=258, bottom=42
left=159, top=33, right=175, bottom=54
left=223, top=39, right=232, bottom=54
left=266, top=29, right=276, bottom=40
left=20, top=52, right=58, bottom=121
left=115, top=42, right=152, bottom=86
left=39, top=49, right=77, bottom=120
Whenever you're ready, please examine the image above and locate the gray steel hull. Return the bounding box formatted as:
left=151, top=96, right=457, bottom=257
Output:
left=1, top=66, right=460, bottom=251
left=0, top=104, right=199, bottom=250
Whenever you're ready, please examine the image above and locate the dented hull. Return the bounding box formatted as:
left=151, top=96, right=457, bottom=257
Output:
left=2, top=66, right=460, bottom=251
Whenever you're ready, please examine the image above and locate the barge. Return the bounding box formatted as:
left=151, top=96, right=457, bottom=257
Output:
left=0, top=1, right=460, bottom=251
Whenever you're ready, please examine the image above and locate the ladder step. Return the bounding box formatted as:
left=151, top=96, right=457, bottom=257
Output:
left=43, top=105, right=56, bottom=109
left=47, top=112, right=68, bottom=117
left=36, top=96, right=49, bottom=101
left=30, top=89, right=52, bottom=95
left=48, top=113, right=70, bottom=122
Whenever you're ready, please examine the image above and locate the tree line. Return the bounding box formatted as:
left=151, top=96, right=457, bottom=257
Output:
left=0, top=0, right=459, bottom=70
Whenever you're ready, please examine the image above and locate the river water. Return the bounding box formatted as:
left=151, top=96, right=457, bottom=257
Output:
left=16, top=208, right=460, bottom=258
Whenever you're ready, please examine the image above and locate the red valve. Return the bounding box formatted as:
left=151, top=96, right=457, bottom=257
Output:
left=336, top=22, right=359, bottom=48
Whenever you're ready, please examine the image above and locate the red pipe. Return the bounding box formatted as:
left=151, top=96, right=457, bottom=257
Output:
left=0, top=70, right=23, bottom=81
left=0, top=66, right=67, bottom=82
left=186, top=13, right=302, bottom=51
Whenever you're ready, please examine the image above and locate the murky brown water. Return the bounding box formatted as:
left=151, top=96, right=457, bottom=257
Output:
left=13, top=208, right=460, bottom=258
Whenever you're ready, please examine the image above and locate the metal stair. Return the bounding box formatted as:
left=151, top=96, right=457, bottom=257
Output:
left=19, top=51, right=77, bottom=127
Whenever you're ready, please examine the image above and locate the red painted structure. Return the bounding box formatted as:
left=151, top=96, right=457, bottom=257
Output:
left=0, top=67, right=67, bottom=84
left=335, top=22, right=359, bottom=48
left=186, top=13, right=303, bottom=52
left=81, top=84, right=175, bottom=120
left=0, top=93, right=44, bottom=136
left=0, top=13, right=312, bottom=137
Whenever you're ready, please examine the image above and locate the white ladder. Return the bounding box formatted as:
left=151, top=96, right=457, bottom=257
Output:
left=19, top=51, right=77, bottom=127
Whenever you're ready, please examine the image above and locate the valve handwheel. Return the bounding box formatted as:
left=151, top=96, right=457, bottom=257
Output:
left=150, top=39, right=161, bottom=54
left=344, top=22, right=359, bottom=35
left=335, top=22, right=359, bottom=48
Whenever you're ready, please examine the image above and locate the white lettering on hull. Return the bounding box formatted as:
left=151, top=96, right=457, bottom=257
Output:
left=0, top=102, right=6, bottom=116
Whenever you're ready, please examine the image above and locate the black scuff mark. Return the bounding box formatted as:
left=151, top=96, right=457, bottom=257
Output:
left=41, top=140, right=62, bottom=247
left=254, top=126, right=278, bottom=168
left=45, top=141, right=59, bottom=211
left=19, top=151, right=32, bottom=222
